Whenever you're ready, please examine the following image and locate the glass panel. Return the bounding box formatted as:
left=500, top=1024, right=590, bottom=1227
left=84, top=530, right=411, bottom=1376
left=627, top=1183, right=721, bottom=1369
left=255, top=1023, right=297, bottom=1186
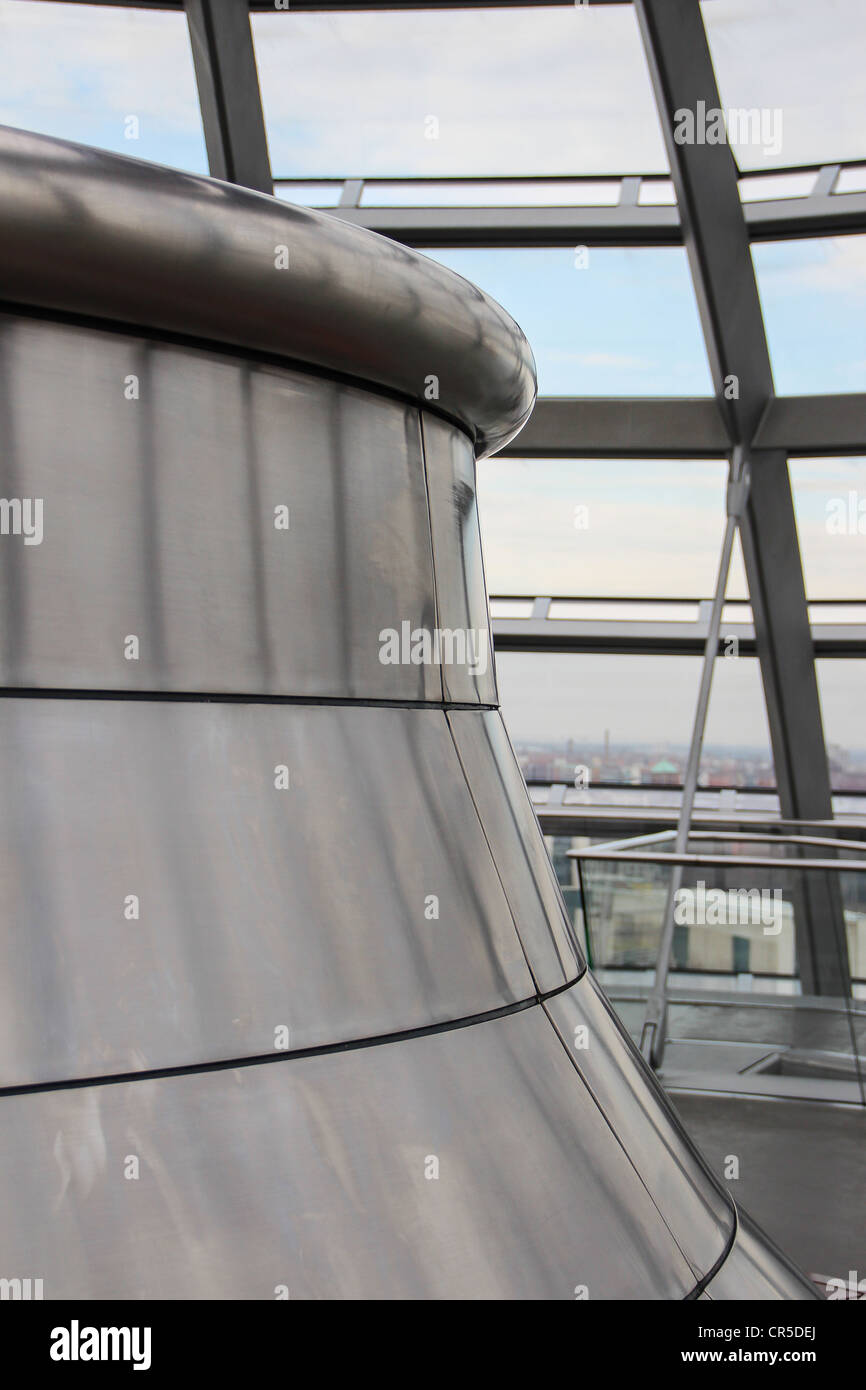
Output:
left=359, top=179, right=621, bottom=207
left=477, top=458, right=729, bottom=596
left=810, top=604, right=866, bottom=624
left=499, top=652, right=700, bottom=785
left=274, top=183, right=343, bottom=208
left=816, top=660, right=866, bottom=792
left=721, top=601, right=753, bottom=623
left=701, top=655, right=774, bottom=789
left=580, top=846, right=835, bottom=988
left=577, top=832, right=866, bottom=1097
left=547, top=601, right=701, bottom=622
left=837, top=165, right=866, bottom=195
left=489, top=598, right=534, bottom=619
left=424, top=249, right=712, bottom=396
left=727, top=528, right=750, bottom=602
left=0, top=0, right=207, bottom=174
left=253, top=5, right=668, bottom=178
left=638, top=178, right=676, bottom=206
left=701, top=0, right=866, bottom=171
left=498, top=651, right=774, bottom=792
left=544, top=834, right=587, bottom=959
left=752, top=237, right=866, bottom=394
left=738, top=171, right=815, bottom=202
left=790, top=457, right=866, bottom=599
left=845, top=866, right=866, bottom=991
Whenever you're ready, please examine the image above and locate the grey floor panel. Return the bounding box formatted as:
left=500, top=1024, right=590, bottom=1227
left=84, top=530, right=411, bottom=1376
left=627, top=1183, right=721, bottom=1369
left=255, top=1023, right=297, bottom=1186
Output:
left=670, top=1091, right=866, bottom=1281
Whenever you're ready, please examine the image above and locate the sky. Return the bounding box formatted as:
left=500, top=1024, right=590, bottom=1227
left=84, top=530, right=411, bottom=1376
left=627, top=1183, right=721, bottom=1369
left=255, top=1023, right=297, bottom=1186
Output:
left=496, top=649, right=865, bottom=756
left=484, top=454, right=866, bottom=748
left=0, top=0, right=862, bottom=752
left=476, top=456, right=866, bottom=601
left=495, top=649, right=773, bottom=750
left=0, top=2, right=207, bottom=172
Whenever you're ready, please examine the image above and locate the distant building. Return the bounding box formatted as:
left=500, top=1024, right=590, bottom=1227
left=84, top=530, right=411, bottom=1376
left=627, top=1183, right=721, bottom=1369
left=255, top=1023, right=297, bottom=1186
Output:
left=647, top=757, right=680, bottom=786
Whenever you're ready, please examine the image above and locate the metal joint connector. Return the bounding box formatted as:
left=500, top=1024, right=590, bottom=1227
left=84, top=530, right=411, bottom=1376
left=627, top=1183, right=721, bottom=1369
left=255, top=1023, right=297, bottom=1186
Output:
left=726, top=464, right=751, bottom=519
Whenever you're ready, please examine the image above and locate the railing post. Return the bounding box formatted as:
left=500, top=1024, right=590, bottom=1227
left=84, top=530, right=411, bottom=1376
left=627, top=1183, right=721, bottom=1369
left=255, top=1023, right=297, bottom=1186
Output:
left=640, top=449, right=748, bottom=1068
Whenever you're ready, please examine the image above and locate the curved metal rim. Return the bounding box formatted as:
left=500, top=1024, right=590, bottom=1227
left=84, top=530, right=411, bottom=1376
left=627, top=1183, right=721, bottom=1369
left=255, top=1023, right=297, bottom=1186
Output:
left=0, top=126, right=537, bottom=458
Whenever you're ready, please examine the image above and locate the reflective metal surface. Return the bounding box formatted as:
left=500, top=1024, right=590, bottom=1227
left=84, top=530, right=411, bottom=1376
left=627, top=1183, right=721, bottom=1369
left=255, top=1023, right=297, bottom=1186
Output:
left=0, top=126, right=536, bottom=459
left=0, top=701, right=535, bottom=1088
left=544, top=974, right=734, bottom=1277
left=423, top=414, right=496, bottom=706
left=0, top=132, right=815, bottom=1300
left=0, top=316, right=442, bottom=700
left=703, top=1211, right=821, bottom=1301
left=449, top=709, right=580, bottom=991
left=0, top=1004, right=697, bottom=1300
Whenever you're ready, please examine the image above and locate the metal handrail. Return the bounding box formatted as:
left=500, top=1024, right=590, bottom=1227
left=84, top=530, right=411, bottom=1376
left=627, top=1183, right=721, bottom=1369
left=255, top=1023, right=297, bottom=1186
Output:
left=579, top=831, right=866, bottom=855
left=569, top=848, right=866, bottom=872
left=681, top=831, right=866, bottom=852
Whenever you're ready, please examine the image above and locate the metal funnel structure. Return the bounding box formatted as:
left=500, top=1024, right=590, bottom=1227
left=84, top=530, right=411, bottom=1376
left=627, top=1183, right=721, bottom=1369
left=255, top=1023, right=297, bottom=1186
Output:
left=0, top=129, right=816, bottom=1300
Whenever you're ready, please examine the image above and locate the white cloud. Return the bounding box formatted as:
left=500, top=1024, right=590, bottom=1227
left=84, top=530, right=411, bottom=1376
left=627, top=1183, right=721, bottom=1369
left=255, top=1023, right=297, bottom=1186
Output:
left=252, top=7, right=669, bottom=178
left=755, top=235, right=866, bottom=297
left=701, top=0, right=866, bottom=171
left=476, top=458, right=738, bottom=597
left=545, top=349, right=653, bottom=370
left=0, top=1, right=205, bottom=167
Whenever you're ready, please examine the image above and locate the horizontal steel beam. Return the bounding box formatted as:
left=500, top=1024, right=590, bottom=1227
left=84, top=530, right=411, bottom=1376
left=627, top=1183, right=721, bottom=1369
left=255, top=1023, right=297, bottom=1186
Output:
left=329, top=202, right=681, bottom=247
left=755, top=395, right=866, bottom=456
left=502, top=395, right=866, bottom=458
left=533, top=795, right=866, bottom=840
left=327, top=191, right=866, bottom=247
left=492, top=615, right=866, bottom=658
left=746, top=190, right=866, bottom=240
left=503, top=397, right=728, bottom=457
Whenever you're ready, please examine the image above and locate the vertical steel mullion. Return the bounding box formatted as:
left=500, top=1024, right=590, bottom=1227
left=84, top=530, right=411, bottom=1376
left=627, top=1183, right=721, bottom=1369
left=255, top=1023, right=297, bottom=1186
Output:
left=635, top=0, right=848, bottom=1012
left=185, top=0, right=273, bottom=195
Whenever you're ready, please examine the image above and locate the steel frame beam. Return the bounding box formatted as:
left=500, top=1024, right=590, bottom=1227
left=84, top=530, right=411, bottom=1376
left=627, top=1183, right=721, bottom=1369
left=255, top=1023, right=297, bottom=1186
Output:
left=329, top=201, right=681, bottom=247
left=635, top=0, right=848, bottom=997
left=184, top=0, right=273, bottom=194
left=503, top=397, right=728, bottom=457
left=754, top=395, right=866, bottom=456
left=500, top=394, right=866, bottom=457
left=535, top=798, right=866, bottom=841
left=324, top=187, right=866, bottom=247
left=635, top=0, right=771, bottom=441
left=491, top=603, right=866, bottom=658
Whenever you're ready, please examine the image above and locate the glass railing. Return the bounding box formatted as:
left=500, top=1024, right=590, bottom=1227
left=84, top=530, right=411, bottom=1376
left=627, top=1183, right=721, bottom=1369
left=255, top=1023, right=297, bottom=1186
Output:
left=559, top=828, right=866, bottom=1104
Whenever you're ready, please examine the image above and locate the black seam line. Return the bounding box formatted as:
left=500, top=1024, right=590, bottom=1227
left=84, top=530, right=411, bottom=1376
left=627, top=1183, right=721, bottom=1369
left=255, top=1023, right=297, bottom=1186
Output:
left=0, top=976, right=579, bottom=1100
left=0, top=688, right=500, bottom=711
left=684, top=1206, right=740, bottom=1302
left=0, top=299, right=481, bottom=455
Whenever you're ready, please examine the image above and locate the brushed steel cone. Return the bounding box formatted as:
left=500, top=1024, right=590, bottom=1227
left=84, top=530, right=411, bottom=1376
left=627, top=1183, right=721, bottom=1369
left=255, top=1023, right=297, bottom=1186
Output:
left=0, top=128, right=816, bottom=1300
